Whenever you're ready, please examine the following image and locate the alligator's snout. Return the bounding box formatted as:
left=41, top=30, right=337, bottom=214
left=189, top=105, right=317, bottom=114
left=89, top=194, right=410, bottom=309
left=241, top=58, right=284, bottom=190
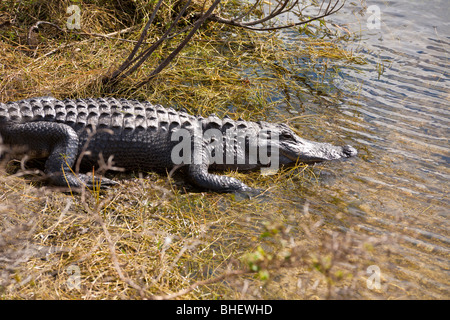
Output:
left=342, top=145, right=358, bottom=158
left=275, top=125, right=358, bottom=165
left=293, top=141, right=358, bottom=164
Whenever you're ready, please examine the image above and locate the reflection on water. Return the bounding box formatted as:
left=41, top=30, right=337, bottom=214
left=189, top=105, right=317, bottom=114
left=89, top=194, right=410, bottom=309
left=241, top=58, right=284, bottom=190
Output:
left=326, top=0, right=448, bottom=298
left=271, top=0, right=448, bottom=298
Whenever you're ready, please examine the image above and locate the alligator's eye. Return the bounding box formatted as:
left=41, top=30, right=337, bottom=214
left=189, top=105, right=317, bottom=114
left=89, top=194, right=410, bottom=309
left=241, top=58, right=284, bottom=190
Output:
left=280, top=132, right=295, bottom=140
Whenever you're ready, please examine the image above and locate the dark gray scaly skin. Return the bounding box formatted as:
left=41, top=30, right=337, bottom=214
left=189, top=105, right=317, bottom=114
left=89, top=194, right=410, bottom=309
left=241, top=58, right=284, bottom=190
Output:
left=0, top=96, right=357, bottom=192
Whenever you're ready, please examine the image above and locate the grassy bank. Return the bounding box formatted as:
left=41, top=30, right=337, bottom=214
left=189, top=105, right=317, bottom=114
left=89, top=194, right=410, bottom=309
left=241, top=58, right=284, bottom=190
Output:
left=0, top=0, right=372, bottom=299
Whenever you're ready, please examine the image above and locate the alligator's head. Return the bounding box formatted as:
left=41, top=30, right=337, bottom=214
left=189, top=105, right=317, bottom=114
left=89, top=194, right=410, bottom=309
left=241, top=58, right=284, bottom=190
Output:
left=263, top=123, right=357, bottom=165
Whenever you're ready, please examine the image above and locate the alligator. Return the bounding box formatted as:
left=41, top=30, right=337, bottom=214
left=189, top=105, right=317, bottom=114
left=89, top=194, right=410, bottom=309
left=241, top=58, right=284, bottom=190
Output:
left=0, top=96, right=357, bottom=192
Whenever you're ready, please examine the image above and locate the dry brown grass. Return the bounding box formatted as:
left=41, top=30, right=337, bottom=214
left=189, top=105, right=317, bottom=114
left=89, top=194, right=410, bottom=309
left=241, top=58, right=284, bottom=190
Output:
left=1, top=170, right=389, bottom=299
left=0, top=0, right=386, bottom=300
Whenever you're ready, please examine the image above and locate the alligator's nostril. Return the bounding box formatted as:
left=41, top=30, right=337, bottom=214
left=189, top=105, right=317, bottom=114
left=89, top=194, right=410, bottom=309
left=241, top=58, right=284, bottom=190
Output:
left=343, top=145, right=358, bottom=157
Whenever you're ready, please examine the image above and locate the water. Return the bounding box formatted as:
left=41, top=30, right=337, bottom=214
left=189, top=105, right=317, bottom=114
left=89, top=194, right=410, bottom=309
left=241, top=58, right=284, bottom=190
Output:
left=322, top=0, right=449, bottom=298
left=264, top=0, right=449, bottom=298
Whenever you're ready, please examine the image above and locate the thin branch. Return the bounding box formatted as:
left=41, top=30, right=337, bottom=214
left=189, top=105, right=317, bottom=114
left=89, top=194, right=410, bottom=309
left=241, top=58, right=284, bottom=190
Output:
left=133, top=0, right=222, bottom=88
left=207, top=0, right=344, bottom=32
left=81, top=192, right=145, bottom=297
left=101, top=0, right=345, bottom=88
left=74, top=27, right=136, bottom=42
left=106, top=0, right=164, bottom=83
left=90, top=203, right=146, bottom=298
left=24, top=26, right=135, bottom=66
left=27, top=20, right=64, bottom=40
left=107, top=0, right=193, bottom=85
left=238, top=0, right=291, bottom=27
left=231, top=0, right=262, bottom=22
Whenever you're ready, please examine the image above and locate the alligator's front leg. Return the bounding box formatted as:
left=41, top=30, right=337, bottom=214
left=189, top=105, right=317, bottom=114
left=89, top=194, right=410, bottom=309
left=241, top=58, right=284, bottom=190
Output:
left=187, top=163, right=254, bottom=192
left=186, top=143, right=253, bottom=193
left=1, top=122, right=116, bottom=189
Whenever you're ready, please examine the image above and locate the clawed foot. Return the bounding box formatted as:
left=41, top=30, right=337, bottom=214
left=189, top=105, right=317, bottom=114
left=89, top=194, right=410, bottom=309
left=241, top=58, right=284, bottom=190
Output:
left=48, top=172, right=118, bottom=190
left=81, top=174, right=118, bottom=189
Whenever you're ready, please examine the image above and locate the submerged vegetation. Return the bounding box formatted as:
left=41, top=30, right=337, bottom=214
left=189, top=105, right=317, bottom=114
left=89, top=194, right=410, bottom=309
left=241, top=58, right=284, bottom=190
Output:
left=0, top=0, right=385, bottom=299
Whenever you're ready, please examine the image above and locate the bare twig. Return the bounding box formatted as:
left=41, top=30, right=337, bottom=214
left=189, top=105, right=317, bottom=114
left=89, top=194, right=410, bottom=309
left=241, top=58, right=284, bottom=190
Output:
left=27, top=20, right=64, bottom=48
left=104, top=0, right=194, bottom=86
left=206, top=0, right=345, bottom=31
left=101, top=0, right=345, bottom=88
left=25, top=27, right=135, bottom=66
left=134, top=0, right=222, bottom=88
left=105, top=0, right=165, bottom=84
left=82, top=197, right=146, bottom=298
left=72, top=27, right=136, bottom=42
